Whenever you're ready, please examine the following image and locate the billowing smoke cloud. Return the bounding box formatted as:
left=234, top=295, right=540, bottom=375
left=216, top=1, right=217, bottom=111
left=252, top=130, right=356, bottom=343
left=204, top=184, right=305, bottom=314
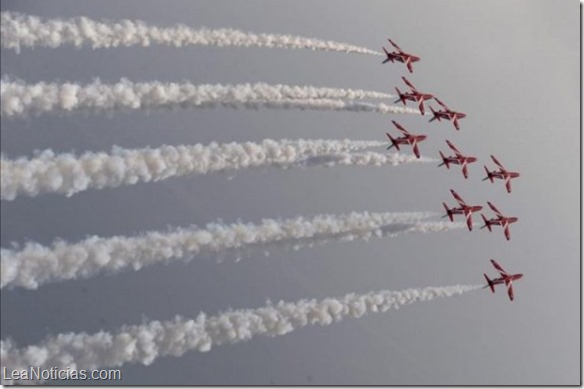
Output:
left=0, top=79, right=418, bottom=118
left=1, top=12, right=382, bottom=56
left=0, top=284, right=481, bottom=384
left=0, top=140, right=435, bottom=200
left=0, top=212, right=468, bottom=290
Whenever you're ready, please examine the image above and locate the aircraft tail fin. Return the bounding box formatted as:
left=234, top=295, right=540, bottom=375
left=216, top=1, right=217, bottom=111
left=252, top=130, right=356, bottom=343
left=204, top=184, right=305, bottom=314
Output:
left=443, top=203, right=453, bottom=221
left=429, top=106, right=439, bottom=122
left=382, top=47, right=390, bottom=64
left=483, top=274, right=495, bottom=293
left=394, top=87, right=405, bottom=105
left=439, top=151, right=449, bottom=168
left=483, top=166, right=494, bottom=182
left=481, top=214, right=492, bottom=231
left=386, top=133, right=399, bottom=151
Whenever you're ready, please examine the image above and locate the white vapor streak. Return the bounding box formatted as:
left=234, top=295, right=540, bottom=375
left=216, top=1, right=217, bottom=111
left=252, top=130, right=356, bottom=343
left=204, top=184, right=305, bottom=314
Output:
left=0, top=79, right=399, bottom=117
left=1, top=12, right=382, bottom=56
left=0, top=139, right=434, bottom=201
left=0, top=213, right=462, bottom=290
left=0, top=284, right=481, bottom=384
left=299, top=151, right=438, bottom=168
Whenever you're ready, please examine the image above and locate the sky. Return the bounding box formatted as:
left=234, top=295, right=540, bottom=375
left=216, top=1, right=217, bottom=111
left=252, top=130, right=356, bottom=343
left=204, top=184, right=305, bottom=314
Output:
left=0, top=0, right=580, bottom=385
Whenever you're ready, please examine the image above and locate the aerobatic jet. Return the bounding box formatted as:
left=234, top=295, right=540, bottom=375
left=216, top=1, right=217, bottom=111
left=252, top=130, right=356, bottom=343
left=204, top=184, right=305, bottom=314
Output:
left=442, top=189, right=483, bottom=231
left=385, top=120, right=427, bottom=158
left=428, top=98, right=467, bottom=130
left=381, top=38, right=420, bottom=73
left=394, top=77, right=435, bottom=115
left=438, top=140, right=477, bottom=179
left=483, top=259, right=523, bottom=301
left=481, top=202, right=518, bottom=241
left=483, top=155, right=520, bottom=193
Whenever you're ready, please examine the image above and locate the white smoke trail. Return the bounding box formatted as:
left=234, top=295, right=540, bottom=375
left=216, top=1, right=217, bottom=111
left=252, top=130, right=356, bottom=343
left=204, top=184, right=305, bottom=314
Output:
left=298, top=151, right=437, bottom=168
left=1, top=12, right=382, bottom=56
left=1, top=79, right=416, bottom=118
left=0, top=213, right=466, bottom=290
left=0, top=140, right=435, bottom=200
left=0, top=284, right=481, bottom=384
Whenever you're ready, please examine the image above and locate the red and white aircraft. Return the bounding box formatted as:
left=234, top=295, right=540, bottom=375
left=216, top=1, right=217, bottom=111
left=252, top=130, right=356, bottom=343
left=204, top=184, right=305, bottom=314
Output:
left=438, top=140, right=477, bottom=179
left=394, top=77, right=435, bottom=115
left=382, top=39, right=420, bottom=73
left=385, top=120, right=427, bottom=158
left=484, top=259, right=523, bottom=301
left=429, top=98, right=467, bottom=130
left=481, top=202, right=518, bottom=241
left=483, top=155, right=520, bottom=193
left=443, top=189, right=483, bottom=231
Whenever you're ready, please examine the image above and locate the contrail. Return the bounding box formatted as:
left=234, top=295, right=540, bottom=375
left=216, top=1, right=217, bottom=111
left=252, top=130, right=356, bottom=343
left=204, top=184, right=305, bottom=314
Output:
left=0, top=140, right=435, bottom=200
left=1, top=12, right=382, bottom=56
left=0, top=79, right=418, bottom=118
left=0, top=212, right=468, bottom=290
left=0, top=284, right=481, bottom=384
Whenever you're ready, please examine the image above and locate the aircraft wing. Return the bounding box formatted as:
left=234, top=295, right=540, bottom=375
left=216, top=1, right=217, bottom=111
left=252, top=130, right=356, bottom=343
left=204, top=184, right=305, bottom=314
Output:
left=402, top=76, right=416, bottom=91
left=491, top=155, right=505, bottom=170
left=507, top=283, right=514, bottom=301
left=412, top=142, right=421, bottom=159
left=504, top=225, right=511, bottom=240
left=453, top=118, right=460, bottom=131
left=505, top=177, right=512, bottom=193
left=418, top=101, right=425, bottom=115
left=382, top=47, right=391, bottom=63
left=461, top=162, right=469, bottom=179
left=434, top=97, right=448, bottom=109
left=387, top=38, right=402, bottom=51
left=490, top=259, right=508, bottom=275
left=391, top=120, right=409, bottom=135
left=406, top=59, right=414, bottom=73
left=450, top=189, right=466, bottom=205
left=465, top=212, right=473, bottom=231
left=446, top=140, right=462, bottom=156
left=487, top=201, right=503, bottom=217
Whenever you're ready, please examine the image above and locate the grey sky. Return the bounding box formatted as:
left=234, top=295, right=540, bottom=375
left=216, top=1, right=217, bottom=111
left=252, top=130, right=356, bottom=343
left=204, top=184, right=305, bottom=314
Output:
left=0, top=0, right=580, bottom=385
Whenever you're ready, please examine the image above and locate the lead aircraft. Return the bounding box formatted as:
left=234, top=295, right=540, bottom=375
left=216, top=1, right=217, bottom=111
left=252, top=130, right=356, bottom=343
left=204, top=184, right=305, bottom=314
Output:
left=483, top=155, right=520, bottom=193
left=484, top=259, right=523, bottom=301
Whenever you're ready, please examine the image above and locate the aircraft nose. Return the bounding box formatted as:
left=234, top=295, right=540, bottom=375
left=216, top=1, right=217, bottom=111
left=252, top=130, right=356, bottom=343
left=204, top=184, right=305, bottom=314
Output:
left=470, top=157, right=477, bottom=162
left=420, top=135, right=427, bottom=140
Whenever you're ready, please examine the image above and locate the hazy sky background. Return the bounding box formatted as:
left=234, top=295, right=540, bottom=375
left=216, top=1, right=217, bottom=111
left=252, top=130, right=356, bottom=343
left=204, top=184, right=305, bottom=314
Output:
left=0, top=0, right=580, bottom=385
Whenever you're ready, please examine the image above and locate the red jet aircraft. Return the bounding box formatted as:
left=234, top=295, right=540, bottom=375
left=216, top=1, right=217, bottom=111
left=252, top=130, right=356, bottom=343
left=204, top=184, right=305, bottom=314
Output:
left=385, top=120, right=427, bottom=158
left=442, top=189, right=483, bottom=231
left=481, top=202, right=518, bottom=241
left=483, top=155, right=520, bottom=193
left=438, top=140, right=477, bottom=179
left=429, top=98, right=467, bottom=130
left=381, top=39, right=420, bottom=73
left=483, top=259, right=523, bottom=301
left=394, top=77, right=435, bottom=115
